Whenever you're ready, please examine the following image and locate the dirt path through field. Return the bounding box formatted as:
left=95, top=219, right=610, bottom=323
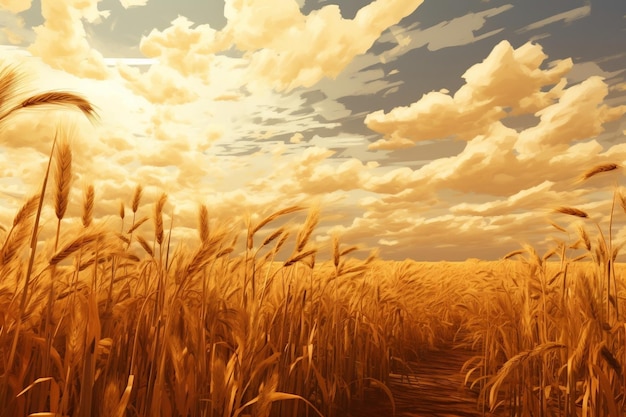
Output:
left=348, top=345, right=504, bottom=417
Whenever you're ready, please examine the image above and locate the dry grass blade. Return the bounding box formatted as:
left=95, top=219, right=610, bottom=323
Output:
left=554, top=206, right=589, bottom=218
left=580, top=163, right=620, bottom=181
left=489, top=342, right=566, bottom=410
left=599, top=344, right=622, bottom=378
left=82, top=184, right=94, bottom=228
left=115, top=375, right=135, bottom=417
left=54, top=140, right=72, bottom=220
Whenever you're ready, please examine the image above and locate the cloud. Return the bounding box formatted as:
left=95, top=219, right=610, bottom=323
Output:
left=247, top=145, right=380, bottom=198
left=328, top=206, right=552, bottom=260
left=1, top=2, right=623, bottom=262
left=366, top=40, right=572, bottom=150
left=139, top=16, right=226, bottom=81
left=28, top=0, right=110, bottom=79
left=515, top=76, right=626, bottom=158
left=117, top=63, right=199, bottom=104
left=119, top=0, right=148, bottom=8
left=380, top=4, right=513, bottom=61
left=289, top=133, right=304, bottom=144
left=449, top=181, right=585, bottom=216
left=567, top=61, right=624, bottom=84
left=0, top=0, right=31, bottom=13
left=221, top=0, right=425, bottom=91
left=518, top=4, right=591, bottom=33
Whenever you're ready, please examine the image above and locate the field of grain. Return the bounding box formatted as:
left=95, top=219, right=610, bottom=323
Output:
left=1, top=67, right=626, bottom=417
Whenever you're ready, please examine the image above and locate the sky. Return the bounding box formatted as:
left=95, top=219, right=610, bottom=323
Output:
left=0, top=0, right=625, bottom=261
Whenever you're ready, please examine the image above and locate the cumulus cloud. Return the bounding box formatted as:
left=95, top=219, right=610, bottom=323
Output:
left=221, top=0, right=425, bottom=91
left=332, top=37, right=626, bottom=259
left=366, top=40, right=572, bottom=150
left=515, top=76, right=626, bottom=158
left=1, top=1, right=623, bottom=261
left=139, top=16, right=226, bottom=81
left=28, top=0, right=110, bottom=79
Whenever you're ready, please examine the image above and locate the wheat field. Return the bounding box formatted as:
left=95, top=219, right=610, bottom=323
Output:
left=1, top=66, right=626, bottom=417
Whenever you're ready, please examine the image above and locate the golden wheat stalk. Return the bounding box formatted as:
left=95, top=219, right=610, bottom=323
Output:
left=248, top=206, right=305, bottom=250
left=579, top=163, right=620, bottom=181
left=295, top=208, right=319, bottom=253
left=0, top=65, right=21, bottom=110
left=131, top=185, right=143, bottom=214
left=503, top=249, right=524, bottom=260
left=554, top=206, right=589, bottom=218
left=618, top=188, right=626, bottom=214
left=576, top=224, right=592, bottom=251
left=332, top=235, right=340, bottom=268
left=154, top=193, right=167, bottom=246
left=49, top=230, right=104, bottom=265
left=284, top=249, right=317, bottom=267
left=199, top=204, right=209, bottom=244
left=260, top=227, right=285, bottom=249
left=14, top=91, right=97, bottom=120
left=54, top=140, right=72, bottom=221
left=135, top=235, right=154, bottom=257
left=12, top=193, right=40, bottom=229
left=127, top=216, right=149, bottom=234
left=82, top=184, right=94, bottom=228
left=0, top=196, right=38, bottom=266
